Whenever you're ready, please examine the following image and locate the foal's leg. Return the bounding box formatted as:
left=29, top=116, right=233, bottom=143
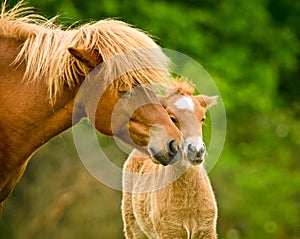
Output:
left=122, top=193, right=147, bottom=239
left=154, top=222, right=188, bottom=239
left=192, top=229, right=217, bottom=239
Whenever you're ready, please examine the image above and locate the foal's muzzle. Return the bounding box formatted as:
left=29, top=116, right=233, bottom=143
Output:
left=187, top=143, right=206, bottom=165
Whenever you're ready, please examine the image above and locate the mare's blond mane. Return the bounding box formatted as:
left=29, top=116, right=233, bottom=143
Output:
left=0, top=1, right=170, bottom=100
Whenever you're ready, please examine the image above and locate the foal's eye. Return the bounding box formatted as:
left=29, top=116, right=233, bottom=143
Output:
left=201, top=118, right=206, bottom=122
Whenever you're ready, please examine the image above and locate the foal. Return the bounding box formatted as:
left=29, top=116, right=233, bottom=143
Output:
left=122, top=79, right=218, bottom=239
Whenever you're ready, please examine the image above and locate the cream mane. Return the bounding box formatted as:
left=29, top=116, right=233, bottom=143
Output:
left=170, top=76, right=195, bottom=96
left=0, top=1, right=171, bottom=100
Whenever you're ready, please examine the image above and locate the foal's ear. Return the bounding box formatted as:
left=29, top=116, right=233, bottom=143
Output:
left=68, top=47, right=103, bottom=68
left=196, top=95, right=218, bottom=108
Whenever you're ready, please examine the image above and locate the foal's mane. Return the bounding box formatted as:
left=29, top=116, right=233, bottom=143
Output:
left=0, top=1, right=170, bottom=100
left=170, top=77, right=195, bottom=96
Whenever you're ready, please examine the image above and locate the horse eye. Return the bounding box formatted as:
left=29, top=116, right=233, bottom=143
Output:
left=119, top=91, right=134, bottom=98
left=201, top=118, right=205, bottom=122
left=170, top=116, right=178, bottom=123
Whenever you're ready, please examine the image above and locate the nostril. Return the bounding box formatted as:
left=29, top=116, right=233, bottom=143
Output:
left=188, top=143, right=205, bottom=158
left=168, top=139, right=178, bottom=155
left=199, top=143, right=206, bottom=154
left=187, top=144, right=196, bottom=153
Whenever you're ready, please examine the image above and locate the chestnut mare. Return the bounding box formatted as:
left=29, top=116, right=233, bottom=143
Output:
left=0, top=2, right=182, bottom=213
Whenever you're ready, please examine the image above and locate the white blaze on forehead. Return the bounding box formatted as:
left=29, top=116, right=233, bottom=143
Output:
left=174, top=96, right=194, bottom=111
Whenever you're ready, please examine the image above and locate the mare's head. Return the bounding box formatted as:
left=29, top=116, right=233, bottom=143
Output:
left=1, top=3, right=184, bottom=165
left=159, top=78, right=218, bottom=165
left=66, top=22, right=185, bottom=165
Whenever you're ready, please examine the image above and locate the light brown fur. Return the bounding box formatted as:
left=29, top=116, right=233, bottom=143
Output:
left=122, top=79, right=218, bottom=238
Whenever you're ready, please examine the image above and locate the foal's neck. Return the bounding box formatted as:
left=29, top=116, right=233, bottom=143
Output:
left=169, top=162, right=204, bottom=181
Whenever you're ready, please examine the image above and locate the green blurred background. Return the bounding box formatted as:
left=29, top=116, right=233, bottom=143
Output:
left=1, top=0, right=299, bottom=238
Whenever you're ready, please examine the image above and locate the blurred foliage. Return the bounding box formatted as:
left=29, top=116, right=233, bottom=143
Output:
left=1, top=0, right=299, bottom=238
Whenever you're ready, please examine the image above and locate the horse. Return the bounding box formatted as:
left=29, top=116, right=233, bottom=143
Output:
left=0, top=1, right=183, bottom=213
left=122, top=78, right=218, bottom=238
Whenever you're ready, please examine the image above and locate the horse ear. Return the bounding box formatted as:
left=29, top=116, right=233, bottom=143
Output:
left=68, top=47, right=103, bottom=68
left=196, top=95, right=218, bottom=108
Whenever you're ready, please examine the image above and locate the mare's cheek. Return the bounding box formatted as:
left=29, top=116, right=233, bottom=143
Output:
left=128, top=116, right=149, bottom=144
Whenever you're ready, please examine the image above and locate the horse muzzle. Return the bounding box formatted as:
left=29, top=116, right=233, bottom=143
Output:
left=186, top=143, right=206, bottom=165
left=149, top=139, right=183, bottom=166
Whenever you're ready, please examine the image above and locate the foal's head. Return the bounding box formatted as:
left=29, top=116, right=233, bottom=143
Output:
left=159, top=78, right=218, bottom=165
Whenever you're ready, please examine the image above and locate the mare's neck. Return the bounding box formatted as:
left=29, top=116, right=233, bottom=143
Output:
left=0, top=37, right=84, bottom=205
left=0, top=37, right=79, bottom=167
